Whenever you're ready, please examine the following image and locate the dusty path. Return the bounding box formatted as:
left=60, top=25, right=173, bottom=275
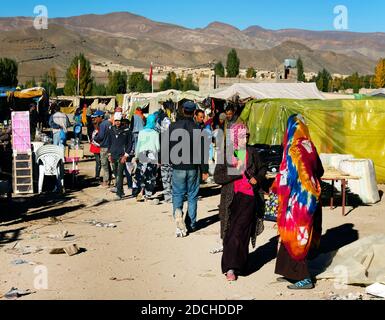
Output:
left=1, top=161, right=384, bottom=300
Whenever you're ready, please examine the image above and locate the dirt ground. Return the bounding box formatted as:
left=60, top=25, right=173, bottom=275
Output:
left=1, top=158, right=384, bottom=300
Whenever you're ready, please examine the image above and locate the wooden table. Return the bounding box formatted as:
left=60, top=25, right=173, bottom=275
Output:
left=266, top=170, right=360, bottom=216
left=322, top=169, right=360, bottom=216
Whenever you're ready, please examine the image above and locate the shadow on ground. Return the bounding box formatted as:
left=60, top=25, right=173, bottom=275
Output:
left=199, top=185, right=222, bottom=198
left=245, top=235, right=279, bottom=276
left=0, top=227, right=26, bottom=246
left=245, top=223, right=359, bottom=277
left=197, top=213, right=220, bottom=231
left=308, top=223, right=359, bottom=277
left=0, top=186, right=85, bottom=226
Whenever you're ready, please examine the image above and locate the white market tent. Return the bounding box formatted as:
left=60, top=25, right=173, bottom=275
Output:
left=121, top=83, right=327, bottom=115
left=209, top=83, right=326, bottom=101
left=122, top=90, right=180, bottom=114
left=367, top=88, right=385, bottom=98
left=122, top=89, right=211, bottom=115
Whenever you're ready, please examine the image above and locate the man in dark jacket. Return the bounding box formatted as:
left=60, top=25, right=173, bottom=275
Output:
left=166, top=101, right=210, bottom=237
left=107, top=112, right=133, bottom=200
left=94, top=112, right=113, bottom=187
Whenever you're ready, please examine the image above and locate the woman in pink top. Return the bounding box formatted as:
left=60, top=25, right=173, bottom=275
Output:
left=214, top=123, right=267, bottom=281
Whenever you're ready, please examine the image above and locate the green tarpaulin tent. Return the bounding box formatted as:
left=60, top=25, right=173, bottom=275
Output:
left=240, top=99, right=385, bottom=183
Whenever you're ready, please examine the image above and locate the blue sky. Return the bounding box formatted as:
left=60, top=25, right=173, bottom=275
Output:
left=1, top=0, right=384, bottom=32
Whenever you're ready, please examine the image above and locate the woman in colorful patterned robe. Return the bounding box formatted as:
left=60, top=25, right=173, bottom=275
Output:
left=274, top=114, right=324, bottom=290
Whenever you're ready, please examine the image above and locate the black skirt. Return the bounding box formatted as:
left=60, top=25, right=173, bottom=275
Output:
left=275, top=204, right=322, bottom=281
left=221, top=192, right=256, bottom=274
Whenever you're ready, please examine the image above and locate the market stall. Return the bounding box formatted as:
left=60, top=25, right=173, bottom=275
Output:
left=240, top=98, right=385, bottom=183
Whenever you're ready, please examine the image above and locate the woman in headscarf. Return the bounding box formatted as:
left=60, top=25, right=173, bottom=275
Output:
left=155, top=107, right=173, bottom=203
left=214, top=123, right=267, bottom=281
left=273, top=114, right=324, bottom=290
left=132, top=113, right=160, bottom=202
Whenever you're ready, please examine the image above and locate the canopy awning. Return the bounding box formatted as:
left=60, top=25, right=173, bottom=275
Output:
left=209, top=83, right=326, bottom=101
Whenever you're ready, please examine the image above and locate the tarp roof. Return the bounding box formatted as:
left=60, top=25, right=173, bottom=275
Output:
left=241, top=98, right=385, bottom=183
left=12, top=87, right=46, bottom=99
left=368, top=88, right=385, bottom=97
left=121, top=83, right=326, bottom=113
left=209, top=83, right=326, bottom=101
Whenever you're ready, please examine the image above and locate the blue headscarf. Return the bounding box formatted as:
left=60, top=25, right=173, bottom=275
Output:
left=144, top=114, right=157, bottom=130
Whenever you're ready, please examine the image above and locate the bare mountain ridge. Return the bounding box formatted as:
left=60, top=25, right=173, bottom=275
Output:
left=2, top=12, right=384, bottom=59
left=52, top=12, right=385, bottom=60
left=0, top=12, right=380, bottom=82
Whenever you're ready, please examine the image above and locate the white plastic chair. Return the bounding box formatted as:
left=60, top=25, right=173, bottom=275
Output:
left=35, top=145, right=65, bottom=194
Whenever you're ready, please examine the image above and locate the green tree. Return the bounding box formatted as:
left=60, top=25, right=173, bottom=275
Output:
left=128, top=72, right=152, bottom=93
left=160, top=72, right=198, bottom=91
left=107, top=71, right=128, bottom=95
left=64, top=53, right=93, bottom=96
left=315, top=68, right=332, bottom=92
left=182, top=75, right=198, bottom=91
left=331, top=77, right=343, bottom=92
left=174, top=77, right=183, bottom=91
left=246, top=67, right=256, bottom=79
left=91, top=82, right=107, bottom=96
left=361, top=75, right=374, bottom=89
left=159, top=72, right=172, bottom=91
left=0, top=58, right=18, bottom=87
left=345, top=72, right=361, bottom=93
left=226, top=49, right=240, bottom=78
left=375, top=58, right=385, bottom=88
left=214, top=61, right=225, bottom=77
left=40, top=68, right=57, bottom=96
left=160, top=72, right=180, bottom=90
left=25, top=77, right=37, bottom=89
left=297, top=57, right=306, bottom=82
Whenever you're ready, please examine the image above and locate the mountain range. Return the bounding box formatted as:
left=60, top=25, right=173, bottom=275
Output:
left=0, top=12, right=382, bottom=83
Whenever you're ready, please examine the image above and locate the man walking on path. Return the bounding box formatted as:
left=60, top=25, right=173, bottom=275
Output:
left=107, top=113, right=133, bottom=200
left=167, top=101, right=210, bottom=237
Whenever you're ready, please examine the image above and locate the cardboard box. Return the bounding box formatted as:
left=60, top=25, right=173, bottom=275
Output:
left=65, top=147, right=84, bottom=159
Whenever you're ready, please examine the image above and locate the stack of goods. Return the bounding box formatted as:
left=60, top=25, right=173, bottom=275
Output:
left=264, top=192, right=278, bottom=222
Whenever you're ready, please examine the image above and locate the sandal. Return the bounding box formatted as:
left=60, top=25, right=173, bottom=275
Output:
left=287, top=278, right=314, bottom=290
left=226, top=270, right=237, bottom=282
